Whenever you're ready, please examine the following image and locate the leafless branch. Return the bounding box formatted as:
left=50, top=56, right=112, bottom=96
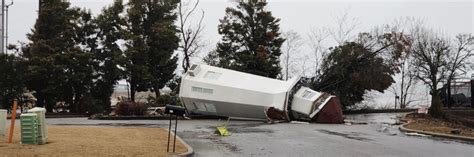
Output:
left=281, top=30, right=304, bottom=80
left=330, top=10, right=360, bottom=45
left=178, top=0, right=205, bottom=72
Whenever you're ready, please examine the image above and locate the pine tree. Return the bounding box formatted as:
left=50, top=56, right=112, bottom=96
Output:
left=145, top=1, right=179, bottom=98
left=0, top=54, right=26, bottom=109
left=205, top=0, right=285, bottom=78
left=23, top=0, right=96, bottom=113
left=91, top=0, right=127, bottom=112
left=23, top=0, right=77, bottom=112
left=124, top=0, right=179, bottom=101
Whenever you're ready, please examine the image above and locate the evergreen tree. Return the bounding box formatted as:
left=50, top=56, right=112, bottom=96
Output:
left=23, top=0, right=77, bottom=112
left=205, top=0, right=285, bottom=78
left=91, top=0, right=127, bottom=112
left=313, top=42, right=396, bottom=109
left=124, top=0, right=152, bottom=102
left=61, top=9, right=97, bottom=113
left=23, top=0, right=96, bottom=113
left=144, top=0, right=179, bottom=98
left=0, top=53, right=26, bottom=110
left=312, top=32, right=408, bottom=110
left=124, top=0, right=179, bottom=101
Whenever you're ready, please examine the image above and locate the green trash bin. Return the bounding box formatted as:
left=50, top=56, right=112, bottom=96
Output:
left=0, top=109, right=6, bottom=136
left=21, top=113, right=40, bottom=145
left=28, top=107, right=47, bottom=144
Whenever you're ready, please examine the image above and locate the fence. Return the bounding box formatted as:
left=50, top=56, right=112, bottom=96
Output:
left=442, top=78, right=473, bottom=108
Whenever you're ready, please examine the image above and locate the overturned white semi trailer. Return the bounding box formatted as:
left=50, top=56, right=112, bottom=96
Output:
left=179, top=64, right=344, bottom=123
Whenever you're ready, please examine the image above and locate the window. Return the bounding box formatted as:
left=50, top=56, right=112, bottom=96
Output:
left=188, top=64, right=201, bottom=76
left=302, top=90, right=315, bottom=99
left=194, top=102, right=207, bottom=111
left=192, top=86, right=213, bottom=94
left=203, top=71, right=222, bottom=80
left=204, top=103, right=217, bottom=112
left=193, top=102, right=217, bottom=113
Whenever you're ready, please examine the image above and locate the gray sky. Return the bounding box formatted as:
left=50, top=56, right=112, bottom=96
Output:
left=7, top=0, right=474, bottom=108
left=8, top=0, right=473, bottom=47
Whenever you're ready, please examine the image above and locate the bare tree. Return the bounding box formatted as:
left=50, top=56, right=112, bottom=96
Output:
left=387, top=18, right=424, bottom=109
left=445, top=34, right=474, bottom=107
left=178, top=0, right=205, bottom=72
left=308, top=28, right=330, bottom=77
left=308, top=10, right=358, bottom=78
left=330, top=11, right=360, bottom=45
left=410, top=26, right=451, bottom=117
left=388, top=55, right=418, bottom=109
left=281, top=31, right=304, bottom=80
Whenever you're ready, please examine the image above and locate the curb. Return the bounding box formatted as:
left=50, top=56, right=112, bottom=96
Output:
left=399, top=120, right=474, bottom=142
left=168, top=130, right=194, bottom=157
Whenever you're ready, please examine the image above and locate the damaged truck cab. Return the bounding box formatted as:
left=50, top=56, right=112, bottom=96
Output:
left=179, top=64, right=344, bottom=123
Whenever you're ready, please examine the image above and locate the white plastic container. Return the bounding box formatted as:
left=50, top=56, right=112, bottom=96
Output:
left=0, top=109, right=6, bottom=136
left=27, top=107, right=47, bottom=144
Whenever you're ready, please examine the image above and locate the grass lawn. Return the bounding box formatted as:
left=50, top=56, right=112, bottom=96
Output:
left=0, top=125, right=187, bottom=157
left=405, top=115, right=474, bottom=138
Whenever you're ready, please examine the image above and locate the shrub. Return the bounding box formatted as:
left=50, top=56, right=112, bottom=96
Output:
left=115, top=101, right=148, bottom=116
left=147, top=95, right=176, bottom=107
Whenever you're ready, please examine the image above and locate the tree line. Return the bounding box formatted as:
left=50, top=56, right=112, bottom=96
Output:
left=0, top=0, right=472, bottom=118
left=1, top=0, right=180, bottom=113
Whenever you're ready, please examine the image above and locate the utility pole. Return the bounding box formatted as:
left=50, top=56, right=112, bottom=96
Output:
left=4, top=0, right=13, bottom=54
left=1, top=0, right=5, bottom=54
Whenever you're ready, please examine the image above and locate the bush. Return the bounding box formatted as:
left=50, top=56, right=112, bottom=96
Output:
left=147, top=95, right=178, bottom=107
left=85, top=96, right=104, bottom=115
left=115, top=101, right=148, bottom=116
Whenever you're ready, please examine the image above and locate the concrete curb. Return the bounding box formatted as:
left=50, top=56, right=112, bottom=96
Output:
left=168, top=130, right=194, bottom=157
left=399, top=120, right=474, bottom=142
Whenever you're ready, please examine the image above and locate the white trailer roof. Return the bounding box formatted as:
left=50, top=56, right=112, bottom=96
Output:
left=184, top=64, right=299, bottom=94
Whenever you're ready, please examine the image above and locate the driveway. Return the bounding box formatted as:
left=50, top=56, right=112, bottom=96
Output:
left=45, top=113, right=474, bottom=157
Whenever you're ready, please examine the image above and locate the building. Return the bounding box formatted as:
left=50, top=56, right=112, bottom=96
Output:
left=179, top=64, right=344, bottom=122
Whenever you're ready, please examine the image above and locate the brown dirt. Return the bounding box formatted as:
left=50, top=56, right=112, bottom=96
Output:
left=0, top=125, right=187, bottom=157
left=404, top=115, right=474, bottom=138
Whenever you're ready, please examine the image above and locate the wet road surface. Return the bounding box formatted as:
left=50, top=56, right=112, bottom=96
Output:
left=44, top=113, right=474, bottom=157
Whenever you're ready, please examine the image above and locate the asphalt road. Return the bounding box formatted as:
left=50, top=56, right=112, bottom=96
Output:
left=44, top=113, right=474, bottom=157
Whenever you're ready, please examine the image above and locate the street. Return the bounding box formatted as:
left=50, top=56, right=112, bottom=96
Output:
left=44, top=113, right=474, bottom=157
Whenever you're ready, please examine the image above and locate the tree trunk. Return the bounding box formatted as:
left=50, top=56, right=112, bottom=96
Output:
left=400, top=64, right=405, bottom=109
left=471, top=79, right=473, bottom=108
left=35, top=92, right=45, bottom=108
left=447, top=79, right=451, bottom=108
left=429, top=91, right=443, bottom=118
left=130, top=84, right=136, bottom=103
left=184, top=54, right=190, bottom=73
left=45, top=96, right=54, bottom=113
left=153, top=85, right=161, bottom=99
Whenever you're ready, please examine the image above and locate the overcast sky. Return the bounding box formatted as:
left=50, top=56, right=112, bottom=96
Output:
left=8, top=0, right=473, bottom=48
left=6, top=0, right=474, bottom=108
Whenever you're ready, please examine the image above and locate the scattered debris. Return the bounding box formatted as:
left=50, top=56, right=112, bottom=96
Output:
left=290, top=121, right=309, bottom=124
left=265, top=107, right=287, bottom=123
left=451, top=129, right=462, bottom=135
left=215, top=118, right=232, bottom=136
left=344, top=120, right=368, bottom=125
left=377, top=125, right=398, bottom=136
left=405, top=132, right=431, bottom=137
left=417, top=106, right=429, bottom=114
